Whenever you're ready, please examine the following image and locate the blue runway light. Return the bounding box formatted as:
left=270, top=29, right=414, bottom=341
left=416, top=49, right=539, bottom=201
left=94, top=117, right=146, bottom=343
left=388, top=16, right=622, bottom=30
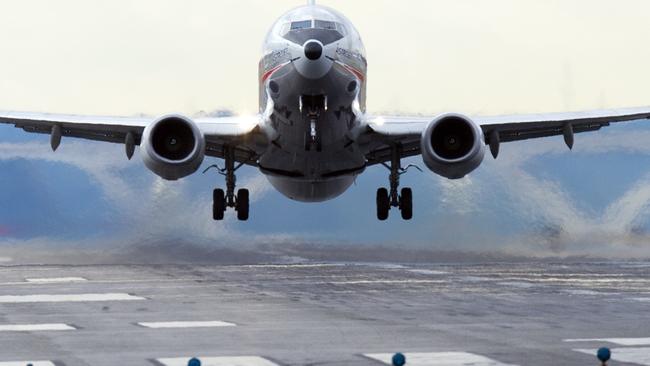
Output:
left=597, top=347, right=611, bottom=362
left=188, top=357, right=201, bottom=366
left=392, top=352, right=406, bottom=366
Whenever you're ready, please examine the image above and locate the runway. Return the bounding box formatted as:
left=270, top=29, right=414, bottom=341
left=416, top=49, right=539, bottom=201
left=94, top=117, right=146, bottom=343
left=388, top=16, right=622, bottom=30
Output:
left=0, top=262, right=649, bottom=365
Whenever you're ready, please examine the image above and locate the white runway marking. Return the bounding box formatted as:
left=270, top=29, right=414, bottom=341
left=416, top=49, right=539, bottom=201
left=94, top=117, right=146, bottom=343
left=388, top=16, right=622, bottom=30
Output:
left=566, top=337, right=650, bottom=346
left=155, top=356, right=279, bottom=366
left=0, top=362, right=56, bottom=366
left=0, top=323, right=75, bottom=332
left=138, top=321, right=236, bottom=329
left=364, top=352, right=518, bottom=366
left=632, top=298, right=650, bottom=302
left=407, top=269, right=449, bottom=275
left=0, top=293, right=145, bottom=303
left=243, top=264, right=342, bottom=269
left=25, top=277, right=87, bottom=283
left=329, top=280, right=445, bottom=285
left=575, top=348, right=650, bottom=365
left=0, top=278, right=217, bottom=286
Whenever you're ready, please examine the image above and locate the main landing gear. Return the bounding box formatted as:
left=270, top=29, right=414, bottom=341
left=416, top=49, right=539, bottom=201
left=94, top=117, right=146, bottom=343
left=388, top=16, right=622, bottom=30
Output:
left=376, top=145, right=421, bottom=221
left=203, top=146, right=249, bottom=221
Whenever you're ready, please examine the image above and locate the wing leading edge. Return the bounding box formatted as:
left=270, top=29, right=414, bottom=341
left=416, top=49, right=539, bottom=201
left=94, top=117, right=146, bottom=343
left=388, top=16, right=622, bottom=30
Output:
left=0, top=111, right=264, bottom=164
left=362, top=106, right=650, bottom=165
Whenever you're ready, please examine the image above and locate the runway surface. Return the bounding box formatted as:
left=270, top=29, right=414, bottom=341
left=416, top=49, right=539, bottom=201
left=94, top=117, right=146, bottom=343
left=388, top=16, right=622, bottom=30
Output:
left=0, top=262, right=649, bottom=365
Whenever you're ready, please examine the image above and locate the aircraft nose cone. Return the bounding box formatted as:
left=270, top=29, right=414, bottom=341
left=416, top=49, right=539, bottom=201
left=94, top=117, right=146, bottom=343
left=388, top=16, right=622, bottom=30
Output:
left=304, top=41, right=323, bottom=60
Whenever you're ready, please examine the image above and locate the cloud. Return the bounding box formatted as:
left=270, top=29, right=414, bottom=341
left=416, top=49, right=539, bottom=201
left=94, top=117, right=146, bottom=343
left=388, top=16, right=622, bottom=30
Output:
left=437, top=175, right=480, bottom=215
left=483, top=128, right=650, bottom=254
left=0, top=140, right=275, bottom=241
left=388, top=124, right=650, bottom=257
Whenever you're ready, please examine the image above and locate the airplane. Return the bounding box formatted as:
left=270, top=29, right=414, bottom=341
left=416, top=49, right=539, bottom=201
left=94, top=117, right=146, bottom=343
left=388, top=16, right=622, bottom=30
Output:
left=1, top=0, right=650, bottom=222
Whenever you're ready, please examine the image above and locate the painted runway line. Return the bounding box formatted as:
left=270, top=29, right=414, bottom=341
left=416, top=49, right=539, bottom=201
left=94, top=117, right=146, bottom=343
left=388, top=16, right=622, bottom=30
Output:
left=566, top=337, right=650, bottom=346
left=632, top=298, right=650, bottom=302
left=0, top=293, right=145, bottom=303
left=364, top=352, right=518, bottom=366
left=0, top=278, right=222, bottom=287
left=329, top=280, right=446, bottom=285
left=575, top=348, right=650, bottom=365
left=25, top=277, right=88, bottom=283
left=407, top=269, right=449, bottom=275
left=138, top=321, right=236, bottom=329
left=0, top=361, right=56, bottom=366
left=155, top=356, right=279, bottom=366
left=0, top=323, right=75, bottom=332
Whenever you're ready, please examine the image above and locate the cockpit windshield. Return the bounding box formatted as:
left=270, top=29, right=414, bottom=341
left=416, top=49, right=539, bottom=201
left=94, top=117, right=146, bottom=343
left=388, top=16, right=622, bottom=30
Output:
left=284, top=19, right=347, bottom=37
left=315, top=20, right=336, bottom=30
left=280, top=18, right=348, bottom=46
left=264, top=5, right=366, bottom=59
left=290, top=20, right=312, bottom=31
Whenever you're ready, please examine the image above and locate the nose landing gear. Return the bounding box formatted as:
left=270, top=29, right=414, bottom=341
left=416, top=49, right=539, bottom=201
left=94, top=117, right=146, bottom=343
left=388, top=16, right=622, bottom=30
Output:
left=300, top=94, right=326, bottom=152
left=203, top=146, right=250, bottom=221
left=377, top=145, right=421, bottom=221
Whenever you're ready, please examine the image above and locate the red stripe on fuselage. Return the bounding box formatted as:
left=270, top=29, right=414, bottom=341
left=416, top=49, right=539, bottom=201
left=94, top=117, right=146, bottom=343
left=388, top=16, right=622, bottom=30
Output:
left=338, top=62, right=366, bottom=82
left=261, top=62, right=289, bottom=83
left=262, top=60, right=366, bottom=83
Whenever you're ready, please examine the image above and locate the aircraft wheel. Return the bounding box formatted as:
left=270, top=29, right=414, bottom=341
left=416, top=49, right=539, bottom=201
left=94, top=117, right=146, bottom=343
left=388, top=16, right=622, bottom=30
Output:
left=376, top=188, right=390, bottom=221
left=213, top=189, right=226, bottom=221
left=236, top=189, right=250, bottom=221
left=400, top=187, right=413, bottom=220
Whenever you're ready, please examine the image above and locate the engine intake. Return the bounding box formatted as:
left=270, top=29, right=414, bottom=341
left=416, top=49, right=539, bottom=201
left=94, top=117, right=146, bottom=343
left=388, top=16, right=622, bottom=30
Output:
left=141, top=115, right=206, bottom=180
left=421, top=114, right=485, bottom=179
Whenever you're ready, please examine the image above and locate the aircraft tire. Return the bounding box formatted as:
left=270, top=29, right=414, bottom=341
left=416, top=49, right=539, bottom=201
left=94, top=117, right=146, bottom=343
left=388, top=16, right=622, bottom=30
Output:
left=400, top=187, right=413, bottom=220
left=236, top=189, right=250, bottom=221
left=213, top=189, right=226, bottom=221
left=376, top=188, right=390, bottom=221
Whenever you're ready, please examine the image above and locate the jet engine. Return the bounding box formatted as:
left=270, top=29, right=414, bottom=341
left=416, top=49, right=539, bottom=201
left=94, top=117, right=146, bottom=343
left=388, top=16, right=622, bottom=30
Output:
left=141, top=115, right=206, bottom=181
left=421, top=113, right=485, bottom=179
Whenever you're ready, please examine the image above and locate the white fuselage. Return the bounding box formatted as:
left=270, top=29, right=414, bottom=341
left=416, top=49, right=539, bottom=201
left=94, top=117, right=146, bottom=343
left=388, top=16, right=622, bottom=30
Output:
left=256, top=4, right=369, bottom=202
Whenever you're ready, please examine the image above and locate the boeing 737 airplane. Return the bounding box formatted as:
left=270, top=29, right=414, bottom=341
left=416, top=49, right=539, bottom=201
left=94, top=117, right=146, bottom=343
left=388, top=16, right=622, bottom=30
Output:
left=2, top=0, right=650, bottom=221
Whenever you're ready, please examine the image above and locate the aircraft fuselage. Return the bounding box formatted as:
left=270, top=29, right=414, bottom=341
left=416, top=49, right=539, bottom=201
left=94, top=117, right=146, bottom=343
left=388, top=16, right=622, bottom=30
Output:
left=257, top=4, right=369, bottom=202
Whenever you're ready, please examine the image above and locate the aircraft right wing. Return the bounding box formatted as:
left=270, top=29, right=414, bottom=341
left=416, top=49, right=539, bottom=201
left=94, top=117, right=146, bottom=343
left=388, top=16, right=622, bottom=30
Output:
left=360, top=106, right=650, bottom=166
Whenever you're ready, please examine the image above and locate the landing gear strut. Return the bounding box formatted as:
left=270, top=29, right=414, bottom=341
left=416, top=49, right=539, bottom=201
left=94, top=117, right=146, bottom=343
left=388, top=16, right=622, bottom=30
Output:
left=203, top=146, right=250, bottom=221
left=301, top=95, right=325, bottom=152
left=376, top=145, right=421, bottom=221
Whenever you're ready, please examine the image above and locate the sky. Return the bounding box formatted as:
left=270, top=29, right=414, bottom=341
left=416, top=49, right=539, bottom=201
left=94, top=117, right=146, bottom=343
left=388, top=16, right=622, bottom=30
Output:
left=1, top=0, right=650, bottom=115
left=2, top=0, right=650, bottom=261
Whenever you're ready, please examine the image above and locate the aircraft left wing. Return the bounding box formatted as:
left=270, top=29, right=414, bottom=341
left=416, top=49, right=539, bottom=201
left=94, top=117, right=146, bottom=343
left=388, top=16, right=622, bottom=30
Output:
left=0, top=111, right=263, bottom=164
left=360, top=106, right=650, bottom=166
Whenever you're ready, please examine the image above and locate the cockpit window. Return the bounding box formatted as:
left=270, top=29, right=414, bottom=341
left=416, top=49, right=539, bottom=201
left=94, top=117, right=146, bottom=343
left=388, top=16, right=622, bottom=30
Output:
left=285, top=20, right=346, bottom=35
left=291, top=20, right=312, bottom=31
left=282, top=19, right=347, bottom=45
left=314, top=20, right=336, bottom=31
left=336, top=23, right=348, bottom=35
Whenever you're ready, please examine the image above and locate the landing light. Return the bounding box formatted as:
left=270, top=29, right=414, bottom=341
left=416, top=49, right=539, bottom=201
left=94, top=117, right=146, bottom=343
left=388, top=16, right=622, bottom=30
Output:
left=236, top=113, right=259, bottom=131
left=373, top=116, right=386, bottom=126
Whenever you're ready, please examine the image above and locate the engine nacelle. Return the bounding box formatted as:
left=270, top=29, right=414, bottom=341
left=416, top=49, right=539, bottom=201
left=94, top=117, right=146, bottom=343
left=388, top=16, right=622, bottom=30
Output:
left=141, top=114, right=206, bottom=181
left=421, top=113, right=486, bottom=179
